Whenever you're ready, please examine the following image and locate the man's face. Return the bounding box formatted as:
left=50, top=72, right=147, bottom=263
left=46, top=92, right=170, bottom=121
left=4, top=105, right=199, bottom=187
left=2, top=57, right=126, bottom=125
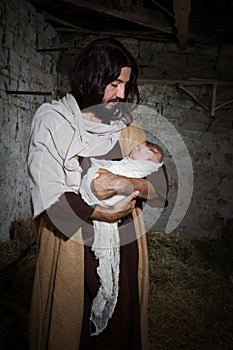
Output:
left=83, top=66, right=131, bottom=123
left=102, top=67, right=131, bottom=109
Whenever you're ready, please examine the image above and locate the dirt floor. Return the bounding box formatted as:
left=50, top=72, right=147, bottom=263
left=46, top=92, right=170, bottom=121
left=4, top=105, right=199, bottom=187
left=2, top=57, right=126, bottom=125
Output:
left=0, top=220, right=233, bottom=349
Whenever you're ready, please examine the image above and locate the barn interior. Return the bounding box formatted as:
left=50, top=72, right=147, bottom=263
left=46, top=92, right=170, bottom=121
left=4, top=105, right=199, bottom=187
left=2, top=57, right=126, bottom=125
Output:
left=0, top=0, right=233, bottom=349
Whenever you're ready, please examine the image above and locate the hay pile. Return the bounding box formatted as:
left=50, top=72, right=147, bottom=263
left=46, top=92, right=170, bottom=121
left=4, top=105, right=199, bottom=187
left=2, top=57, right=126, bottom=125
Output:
left=0, top=220, right=233, bottom=349
left=0, top=219, right=36, bottom=350
left=147, top=229, right=233, bottom=350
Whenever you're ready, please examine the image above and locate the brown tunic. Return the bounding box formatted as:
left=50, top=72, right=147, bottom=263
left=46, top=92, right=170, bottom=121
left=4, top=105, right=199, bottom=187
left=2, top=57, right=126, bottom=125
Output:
left=78, top=142, right=142, bottom=350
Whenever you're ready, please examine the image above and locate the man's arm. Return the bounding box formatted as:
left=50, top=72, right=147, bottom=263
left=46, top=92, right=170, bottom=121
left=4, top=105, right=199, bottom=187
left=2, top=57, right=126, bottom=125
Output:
left=146, top=164, right=168, bottom=208
left=42, top=190, right=139, bottom=238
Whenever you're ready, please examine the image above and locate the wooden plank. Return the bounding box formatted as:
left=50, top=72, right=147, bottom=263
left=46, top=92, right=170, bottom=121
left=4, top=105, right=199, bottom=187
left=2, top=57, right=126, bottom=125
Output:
left=139, top=79, right=233, bottom=116
left=41, top=12, right=92, bottom=32
left=178, top=85, right=209, bottom=111
left=173, top=0, right=191, bottom=49
left=215, top=98, right=233, bottom=110
left=138, top=79, right=233, bottom=86
left=63, top=0, right=173, bottom=34
left=41, top=12, right=172, bottom=42
left=6, top=90, right=52, bottom=95
left=210, top=84, right=217, bottom=117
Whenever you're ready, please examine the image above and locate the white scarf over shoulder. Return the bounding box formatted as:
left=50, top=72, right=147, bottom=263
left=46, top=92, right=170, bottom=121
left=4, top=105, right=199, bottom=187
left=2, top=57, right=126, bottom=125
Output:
left=28, top=93, right=126, bottom=218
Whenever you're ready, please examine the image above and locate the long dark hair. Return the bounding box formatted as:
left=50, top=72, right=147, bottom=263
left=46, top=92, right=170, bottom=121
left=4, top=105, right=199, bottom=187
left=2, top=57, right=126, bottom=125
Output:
left=69, top=38, right=140, bottom=110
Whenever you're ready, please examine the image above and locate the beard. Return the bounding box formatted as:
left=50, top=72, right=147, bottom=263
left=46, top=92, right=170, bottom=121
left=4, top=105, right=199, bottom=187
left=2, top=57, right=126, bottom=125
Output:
left=84, top=99, right=122, bottom=124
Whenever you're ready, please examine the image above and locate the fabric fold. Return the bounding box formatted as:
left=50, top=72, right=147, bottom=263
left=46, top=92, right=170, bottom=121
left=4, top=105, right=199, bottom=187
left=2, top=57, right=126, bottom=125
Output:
left=90, top=220, right=120, bottom=335
left=28, top=93, right=126, bottom=218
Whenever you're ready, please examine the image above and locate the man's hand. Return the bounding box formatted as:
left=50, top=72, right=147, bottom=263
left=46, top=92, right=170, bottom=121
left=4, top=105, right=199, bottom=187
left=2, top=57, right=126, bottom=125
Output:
left=91, top=168, right=133, bottom=200
left=91, top=168, right=157, bottom=201
left=90, top=191, right=139, bottom=223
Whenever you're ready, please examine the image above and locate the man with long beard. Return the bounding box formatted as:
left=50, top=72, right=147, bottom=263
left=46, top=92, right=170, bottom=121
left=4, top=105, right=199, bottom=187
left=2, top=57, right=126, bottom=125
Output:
left=28, top=38, right=168, bottom=350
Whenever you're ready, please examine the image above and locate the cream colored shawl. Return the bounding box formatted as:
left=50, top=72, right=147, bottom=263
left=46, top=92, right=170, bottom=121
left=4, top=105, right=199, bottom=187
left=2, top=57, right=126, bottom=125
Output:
left=28, top=93, right=126, bottom=218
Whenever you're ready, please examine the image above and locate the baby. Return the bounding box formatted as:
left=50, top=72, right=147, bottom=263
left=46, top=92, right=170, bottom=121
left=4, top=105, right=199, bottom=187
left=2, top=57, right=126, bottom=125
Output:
left=79, top=140, right=164, bottom=336
left=129, top=140, right=163, bottom=162
left=95, top=140, right=163, bottom=175
left=80, top=140, right=164, bottom=207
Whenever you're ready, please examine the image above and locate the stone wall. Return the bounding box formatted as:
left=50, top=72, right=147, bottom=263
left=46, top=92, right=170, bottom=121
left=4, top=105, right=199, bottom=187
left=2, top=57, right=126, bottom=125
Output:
left=136, top=84, right=233, bottom=238
left=0, top=0, right=60, bottom=239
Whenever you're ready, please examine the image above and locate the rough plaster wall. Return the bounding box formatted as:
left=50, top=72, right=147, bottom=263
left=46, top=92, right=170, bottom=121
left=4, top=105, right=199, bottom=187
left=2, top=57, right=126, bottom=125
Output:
left=136, top=84, right=233, bottom=238
left=137, top=40, right=233, bottom=237
left=0, top=0, right=60, bottom=240
left=57, top=34, right=233, bottom=238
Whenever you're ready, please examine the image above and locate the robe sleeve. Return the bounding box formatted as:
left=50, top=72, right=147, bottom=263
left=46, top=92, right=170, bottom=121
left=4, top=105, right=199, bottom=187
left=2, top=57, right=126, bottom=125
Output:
left=146, top=164, right=169, bottom=208
left=42, top=192, right=95, bottom=239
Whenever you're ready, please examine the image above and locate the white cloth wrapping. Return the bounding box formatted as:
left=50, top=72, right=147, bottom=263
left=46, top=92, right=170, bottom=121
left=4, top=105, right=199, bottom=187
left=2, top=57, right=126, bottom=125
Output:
left=28, top=93, right=126, bottom=218
left=80, top=157, right=163, bottom=335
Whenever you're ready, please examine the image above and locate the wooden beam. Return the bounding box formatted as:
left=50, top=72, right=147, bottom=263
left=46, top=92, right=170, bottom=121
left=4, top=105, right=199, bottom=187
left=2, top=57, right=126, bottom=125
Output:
left=58, top=31, right=172, bottom=42
left=37, top=47, right=74, bottom=52
left=138, top=79, right=233, bottom=117
left=56, top=27, right=170, bottom=38
left=42, top=12, right=173, bottom=42
left=138, top=79, right=233, bottom=86
left=173, top=0, right=191, bottom=49
left=41, top=13, right=172, bottom=42
left=210, top=84, right=217, bottom=117
left=41, top=12, right=92, bottom=32
left=215, top=98, right=233, bottom=111
left=178, top=85, right=209, bottom=111
left=6, top=90, right=52, bottom=95
left=178, top=83, right=233, bottom=117
left=63, top=0, right=173, bottom=34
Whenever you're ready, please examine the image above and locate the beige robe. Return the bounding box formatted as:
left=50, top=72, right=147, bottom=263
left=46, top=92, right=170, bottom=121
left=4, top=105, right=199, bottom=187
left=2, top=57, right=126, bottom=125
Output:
left=29, top=124, right=149, bottom=350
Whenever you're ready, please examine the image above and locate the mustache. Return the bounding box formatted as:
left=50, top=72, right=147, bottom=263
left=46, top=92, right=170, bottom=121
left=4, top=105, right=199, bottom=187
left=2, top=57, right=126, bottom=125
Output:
left=106, top=98, right=121, bottom=104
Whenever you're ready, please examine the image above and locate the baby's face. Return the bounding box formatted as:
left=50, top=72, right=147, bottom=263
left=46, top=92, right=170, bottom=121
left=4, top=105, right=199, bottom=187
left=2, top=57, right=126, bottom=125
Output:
left=130, top=144, right=158, bottom=162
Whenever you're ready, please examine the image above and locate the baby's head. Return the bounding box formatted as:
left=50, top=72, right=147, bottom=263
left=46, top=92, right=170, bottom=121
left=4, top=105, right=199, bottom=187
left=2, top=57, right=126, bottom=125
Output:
left=129, top=141, right=163, bottom=163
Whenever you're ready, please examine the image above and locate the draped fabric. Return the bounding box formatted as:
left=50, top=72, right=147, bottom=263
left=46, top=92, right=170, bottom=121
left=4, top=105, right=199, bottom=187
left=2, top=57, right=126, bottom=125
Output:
left=28, top=93, right=126, bottom=218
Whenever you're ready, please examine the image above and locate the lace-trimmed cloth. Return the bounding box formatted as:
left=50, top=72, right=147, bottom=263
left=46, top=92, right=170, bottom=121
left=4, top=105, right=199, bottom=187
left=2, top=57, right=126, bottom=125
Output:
left=80, top=156, right=163, bottom=335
